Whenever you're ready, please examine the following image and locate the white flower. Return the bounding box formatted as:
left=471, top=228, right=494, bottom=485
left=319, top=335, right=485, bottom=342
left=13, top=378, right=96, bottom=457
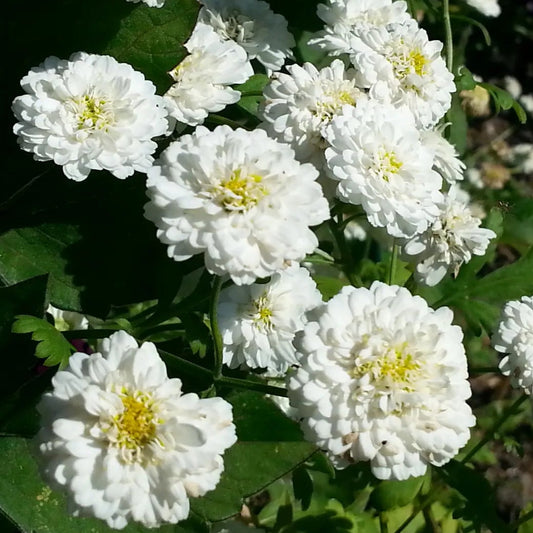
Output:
left=126, top=0, right=165, bottom=7
left=465, top=167, right=484, bottom=188
left=420, top=128, right=465, bottom=184
left=144, top=126, right=330, bottom=285
left=37, top=331, right=236, bottom=530
left=164, top=23, right=253, bottom=127
left=493, top=297, right=533, bottom=393
left=259, top=59, right=367, bottom=165
left=402, top=185, right=496, bottom=286
left=349, top=22, right=455, bottom=128
left=47, top=304, right=89, bottom=332
left=287, top=282, right=475, bottom=480
left=219, top=264, right=322, bottom=374
left=509, top=144, right=533, bottom=174
left=12, top=53, right=169, bottom=181
left=465, top=0, right=501, bottom=17
left=309, top=0, right=411, bottom=56
left=324, top=100, right=443, bottom=239
left=198, top=0, right=295, bottom=75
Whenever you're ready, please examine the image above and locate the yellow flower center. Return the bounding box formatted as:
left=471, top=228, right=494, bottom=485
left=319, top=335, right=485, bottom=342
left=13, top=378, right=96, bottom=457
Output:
left=314, top=89, right=357, bottom=122
left=216, top=168, right=268, bottom=212
left=389, top=45, right=429, bottom=80
left=374, top=149, right=403, bottom=181
left=74, top=94, right=112, bottom=131
left=352, top=346, right=421, bottom=391
left=113, top=392, right=157, bottom=453
left=252, top=295, right=273, bottom=330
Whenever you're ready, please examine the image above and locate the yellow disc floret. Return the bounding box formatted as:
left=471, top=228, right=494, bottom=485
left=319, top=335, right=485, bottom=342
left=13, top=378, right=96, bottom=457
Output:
left=215, top=168, right=268, bottom=212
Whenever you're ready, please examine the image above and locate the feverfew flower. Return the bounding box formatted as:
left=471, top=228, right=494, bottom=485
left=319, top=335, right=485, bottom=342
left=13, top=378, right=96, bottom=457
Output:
left=37, top=331, right=236, bottom=530
left=260, top=59, right=367, bottom=165
left=493, top=297, right=533, bottom=393
left=144, top=126, right=330, bottom=285
left=164, top=23, right=253, bottom=126
left=12, top=53, right=169, bottom=181
left=402, top=185, right=496, bottom=286
left=288, top=282, right=475, bottom=480
left=420, top=128, right=465, bottom=184
left=465, top=0, right=501, bottom=17
left=126, top=0, right=165, bottom=7
left=349, top=22, right=455, bottom=128
left=324, top=101, right=443, bottom=238
left=198, top=0, right=295, bottom=74
left=309, top=0, right=411, bottom=56
left=218, top=265, right=322, bottom=374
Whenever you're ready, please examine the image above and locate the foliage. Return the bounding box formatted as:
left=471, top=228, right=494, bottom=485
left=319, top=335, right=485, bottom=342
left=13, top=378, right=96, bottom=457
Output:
left=2, top=0, right=533, bottom=532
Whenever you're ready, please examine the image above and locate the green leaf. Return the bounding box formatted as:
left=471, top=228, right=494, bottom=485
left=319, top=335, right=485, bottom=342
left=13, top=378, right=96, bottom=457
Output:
left=454, top=66, right=477, bottom=91
left=445, top=94, right=468, bottom=155
left=0, top=276, right=48, bottom=399
left=439, top=460, right=511, bottom=533
left=480, top=82, right=527, bottom=124
left=0, top=438, right=205, bottom=533
left=0, top=176, right=201, bottom=317
left=12, top=315, right=74, bottom=369
left=369, top=474, right=427, bottom=511
left=190, top=391, right=316, bottom=521
left=292, top=466, right=314, bottom=511
left=235, top=74, right=269, bottom=117
left=104, top=0, right=200, bottom=93
left=313, top=275, right=349, bottom=301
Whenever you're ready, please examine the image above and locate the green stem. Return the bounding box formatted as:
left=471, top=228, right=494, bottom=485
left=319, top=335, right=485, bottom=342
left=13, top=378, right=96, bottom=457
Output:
left=137, top=323, right=184, bottom=340
left=207, top=114, right=251, bottom=130
left=443, top=0, right=454, bottom=72
left=406, top=0, right=416, bottom=18
left=216, top=376, right=288, bottom=397
left=239, top=90, right=264, bottom=98
left=380, top=512, right=389, bottom=533
left=461, top=395, right=529, bottom=465
left=387, top=241, right=398, bottom=286
left=511, top=508, right=533, bottom=530
left=63, top=328, right=119, bottom=339
left=210, top=275, right=225, bottom=380
left=468, top=366, right=500, bottom=374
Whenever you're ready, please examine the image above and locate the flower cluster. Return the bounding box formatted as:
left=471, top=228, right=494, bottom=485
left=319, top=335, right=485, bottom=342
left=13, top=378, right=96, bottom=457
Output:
left=10, top=0, right=514, bottom=528
left=38, top=331, right=236, bottom=529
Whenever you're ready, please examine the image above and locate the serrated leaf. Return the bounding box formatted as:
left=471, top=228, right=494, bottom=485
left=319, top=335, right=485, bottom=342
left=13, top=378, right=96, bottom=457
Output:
left=480, top=82, right=527, bottom=123
left=12, top=315, right=74, bottom=369
left=0, top=276, right=48, bottom=401
left=455, top=66, right=477, bottom=91
left=313, top=275, right=349, bottom=301
left=190, top=391, right=316, bottom=521
left=104, top=0, right=200, bottom=93
left=0, top=437, right=205, bottom=533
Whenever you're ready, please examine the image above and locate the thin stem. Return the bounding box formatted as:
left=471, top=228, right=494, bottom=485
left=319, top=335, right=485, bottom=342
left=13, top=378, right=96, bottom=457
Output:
left=511, top=508, right=533, bottom=530
left=380, top=512, right=389, bottom=533
left=216, top=376, right=288, bottom=397
left=210, top=275, right=225, bottom=379
left=63, top=328, right=119, bottom=339
left=387, top=241, right=398, bottom=286
left=461, top=394, right=529, bottom=465
left=395, top=495, right=433, bottom=533
left=0, top=169, right=50, bottom=212
left=468, top=366, right=500, bottom=375
left=239, top=90, right=264, bottom=98
left=443, top=0, right=454, bottom=72
left=207, top=114, right=251, bottom=130
left=406, top=0, right=416, bottom=18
